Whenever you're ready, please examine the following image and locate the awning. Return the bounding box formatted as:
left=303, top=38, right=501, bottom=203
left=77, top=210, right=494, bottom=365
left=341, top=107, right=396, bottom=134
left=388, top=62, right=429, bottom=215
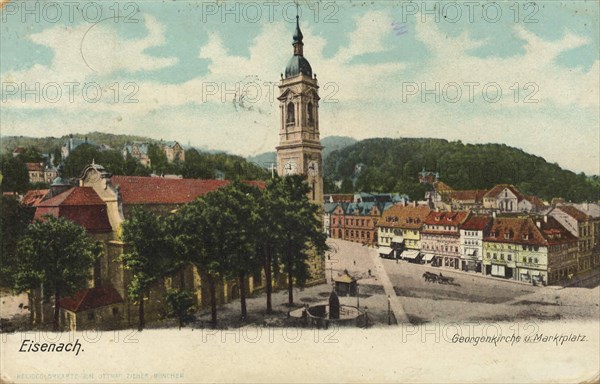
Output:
left=378, top=246, right=393, bottom=256
left=391, top=236, right=404, bottom=244
left=402, top=250, right=420, bottom=259
left=423, top=254, right=435, bottom=262
left=466, top=249, right=476, bottom=256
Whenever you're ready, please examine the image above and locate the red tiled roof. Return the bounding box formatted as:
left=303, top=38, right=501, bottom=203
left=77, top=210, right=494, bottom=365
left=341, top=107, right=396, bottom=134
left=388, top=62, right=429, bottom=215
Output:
left=484, top=216, right=576, bottom=246
left=450, top=190, right=487, bottom=202
left=484, top=184, right=522, bottom=199
left=522, top=195, right=547, bottom=209
left=378, top=204, right=431, bottom=229
left=12, top=147, right=25, bottom=154
left=60, top=285, right=123, bottom=312
left=34, top=187, right=112, bottom=233
left=38, top=187, right=105, bottom=207
left=424, top=211, right=470, bottom=226
left=558, top=205, right=591, bottom=221
left=433, top=181, right=453, bottom=192
left=328, top=194, right=354, bottom=203
left=25, top=162, right=44, bottom=172
left=110, top=176, right=265, bottom=205
left=461, top=215, right=491, bottom=231
left=22, top=189, right=49, bottom=207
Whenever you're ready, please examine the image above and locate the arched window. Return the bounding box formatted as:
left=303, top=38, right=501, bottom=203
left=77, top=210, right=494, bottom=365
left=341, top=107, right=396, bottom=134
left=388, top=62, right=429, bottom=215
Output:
left=307, top=102, right=314, bottom=125
left=286, top=102, right=295, bottom=124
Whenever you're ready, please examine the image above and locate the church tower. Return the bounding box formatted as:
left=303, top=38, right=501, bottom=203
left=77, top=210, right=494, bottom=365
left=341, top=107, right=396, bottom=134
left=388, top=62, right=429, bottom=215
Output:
left=276, top=15, right=324, bottom=205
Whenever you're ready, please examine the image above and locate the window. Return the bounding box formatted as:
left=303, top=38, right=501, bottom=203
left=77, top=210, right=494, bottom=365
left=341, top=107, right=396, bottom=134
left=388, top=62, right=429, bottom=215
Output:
left=534, top=258, right=538, bottom=263
left=112, top=307, right=119, bottom=316
left=508, top=255, right=512, bottom=261
left=500, top=254, right=504, bottom=261
left=87, top=312, right=95, bottom=321
left=307, top=102, right=314, bottom=124
left=286, top=102, right=295, bottom=124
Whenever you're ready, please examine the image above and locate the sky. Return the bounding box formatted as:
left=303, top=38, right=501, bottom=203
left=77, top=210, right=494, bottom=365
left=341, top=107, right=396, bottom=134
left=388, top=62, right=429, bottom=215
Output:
left=0, top=0, right=598, bottom=175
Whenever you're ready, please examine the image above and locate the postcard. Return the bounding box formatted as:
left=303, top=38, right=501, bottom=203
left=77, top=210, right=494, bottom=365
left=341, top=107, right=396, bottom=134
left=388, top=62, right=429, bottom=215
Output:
left=0, top=0, right=599, bottom=383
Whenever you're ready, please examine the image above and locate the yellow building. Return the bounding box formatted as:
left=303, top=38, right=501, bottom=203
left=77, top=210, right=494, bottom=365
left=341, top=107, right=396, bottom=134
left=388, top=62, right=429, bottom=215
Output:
left=377, top=204, right=431, bottom=259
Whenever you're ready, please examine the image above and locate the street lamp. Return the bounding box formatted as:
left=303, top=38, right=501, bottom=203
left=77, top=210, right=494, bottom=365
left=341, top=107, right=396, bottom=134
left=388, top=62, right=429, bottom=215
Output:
left=387, top=295, right=391, bottom=325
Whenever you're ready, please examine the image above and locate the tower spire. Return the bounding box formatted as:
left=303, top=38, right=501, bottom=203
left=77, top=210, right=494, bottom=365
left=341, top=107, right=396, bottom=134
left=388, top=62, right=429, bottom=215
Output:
left=292, top=6, right=304, bottom=56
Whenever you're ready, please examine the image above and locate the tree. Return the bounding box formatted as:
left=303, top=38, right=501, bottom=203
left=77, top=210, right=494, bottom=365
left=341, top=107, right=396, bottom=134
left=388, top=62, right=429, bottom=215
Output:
left=14, top=216, right=98, bottom=331
left=148, top=143, right=169, bottom=174
left=165, top=289, right=196, bottom=330
left=270, top=175, right=328, bottom=306
left=0, top=155, right=29, bottom=193
left=174, top=198, right=227, bottom=327
left=119, top=208, right=176, bottom=331
left=0, top=196, right=35, bottom=288
left=255, top=180, right=286, bottom=313
left=219, top=182, right=262, bottom=320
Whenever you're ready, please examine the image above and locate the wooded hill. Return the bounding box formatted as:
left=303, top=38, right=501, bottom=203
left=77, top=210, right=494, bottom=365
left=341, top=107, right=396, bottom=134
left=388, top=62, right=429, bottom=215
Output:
left=324, top=138, right=599, bottom=202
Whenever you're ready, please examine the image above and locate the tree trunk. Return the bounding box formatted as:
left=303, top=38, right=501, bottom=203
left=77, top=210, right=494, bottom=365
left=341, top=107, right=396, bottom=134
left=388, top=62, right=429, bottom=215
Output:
left=53, top=290, right=60, bottom=331
left=179, top=268, right=185, bottom=289
left=239, top=272, right=247, bottom=320
left=138, top=293, right=145, bottom=331
left=265, top=247, right=272, bottom=314
left=209, top=276, right=217, bottom=328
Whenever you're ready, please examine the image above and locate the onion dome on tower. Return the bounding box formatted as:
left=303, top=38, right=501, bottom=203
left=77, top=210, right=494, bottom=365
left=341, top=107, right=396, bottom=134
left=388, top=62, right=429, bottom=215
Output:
left=284, top=16, right=313, bottom=78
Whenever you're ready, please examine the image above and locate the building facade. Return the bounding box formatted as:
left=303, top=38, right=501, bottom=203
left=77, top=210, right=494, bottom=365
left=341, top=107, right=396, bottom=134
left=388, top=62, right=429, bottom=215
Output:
left=459, top=215, right=491, bottom=272
left=377, top=204, right=431, bottom=260
left=421, top=211, right=470, bottom=269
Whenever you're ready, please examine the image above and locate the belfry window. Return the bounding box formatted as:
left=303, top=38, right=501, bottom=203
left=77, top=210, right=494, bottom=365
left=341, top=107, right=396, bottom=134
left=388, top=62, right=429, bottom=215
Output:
left=287, top=102, right=295, bottom=124
left=307, top=102, right=314, bottom=125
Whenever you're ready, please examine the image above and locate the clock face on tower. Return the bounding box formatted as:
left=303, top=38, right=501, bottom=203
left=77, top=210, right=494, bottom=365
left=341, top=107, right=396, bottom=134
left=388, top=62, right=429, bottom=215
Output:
left=283, top=160, right=298, bottom=175
left=308, top=160, right=319, bottom=177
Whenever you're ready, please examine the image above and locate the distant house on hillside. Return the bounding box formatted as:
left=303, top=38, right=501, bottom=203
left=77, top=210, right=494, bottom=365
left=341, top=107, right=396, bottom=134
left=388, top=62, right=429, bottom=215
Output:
left=25, top=162, right=45, bottom=184
left=12, top=147, right=25, bottom=157
left=122, top=142, right=151, bottom=167
left=161, top=140, right=185, bottom=163
left=61, top=135, right=96, bottom=159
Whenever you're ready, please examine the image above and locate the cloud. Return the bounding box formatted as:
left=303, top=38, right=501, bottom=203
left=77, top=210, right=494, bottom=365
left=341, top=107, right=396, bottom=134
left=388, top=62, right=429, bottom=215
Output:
left=1, top=9, right=598, bottom=175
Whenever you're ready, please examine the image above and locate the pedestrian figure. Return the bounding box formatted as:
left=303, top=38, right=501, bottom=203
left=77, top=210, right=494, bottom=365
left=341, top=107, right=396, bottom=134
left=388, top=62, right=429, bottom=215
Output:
left=368, top=269, right=371, bottom=277
left=353, top=260, right=356, bottom=266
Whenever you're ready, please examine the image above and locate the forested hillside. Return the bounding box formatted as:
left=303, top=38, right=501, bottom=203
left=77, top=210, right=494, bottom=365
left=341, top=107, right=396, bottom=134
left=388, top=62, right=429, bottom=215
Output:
left=324, top=138, right=599, bottom=202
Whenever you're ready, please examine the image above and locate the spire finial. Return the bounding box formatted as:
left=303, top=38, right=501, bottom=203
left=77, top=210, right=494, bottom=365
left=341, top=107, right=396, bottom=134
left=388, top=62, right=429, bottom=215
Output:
left=292, top=3, right=304, bottom=55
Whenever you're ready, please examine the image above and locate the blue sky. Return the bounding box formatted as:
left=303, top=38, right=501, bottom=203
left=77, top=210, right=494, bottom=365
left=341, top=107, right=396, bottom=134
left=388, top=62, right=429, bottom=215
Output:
left=1, top=0, right=598, bottom=174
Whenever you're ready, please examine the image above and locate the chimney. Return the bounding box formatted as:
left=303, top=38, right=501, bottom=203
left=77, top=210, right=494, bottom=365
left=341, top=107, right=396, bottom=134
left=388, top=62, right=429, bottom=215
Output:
left=536, top=220, right=541, bottom=229
left=543, top=215, right=548, bottom=224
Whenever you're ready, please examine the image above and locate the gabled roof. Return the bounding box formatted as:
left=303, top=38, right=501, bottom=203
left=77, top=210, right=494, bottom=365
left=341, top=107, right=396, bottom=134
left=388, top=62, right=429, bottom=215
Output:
left=60, top=285, right=123, bottom=312
left=450, top=190, right=487, bottom=202
left=25, top=162, right=44, bottom=172
left=433, top=181, right=453, bottom=193
left=323, top=202, right=339, bottom=214
left=22, top=189, right=49, bottom=207
left=461, top=215, right=491, bottom=231
left=38, top=187, right=105, bottom=207
left=12, top=147, right=25, bottom=154
left=484, top=184, right=522, bottom=199
left=34, top=187, right=112, bottom=233
left=573, top=203, right=600, bottom=219
left=522, top=195, right=547, bottom=209
left=110, top=176, right=265, bottom=205
left=484, top=216, right=576, bottom=246
left=558, top=205, right=592, bottom=221
left=378, top=204, right=431, bottom=229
